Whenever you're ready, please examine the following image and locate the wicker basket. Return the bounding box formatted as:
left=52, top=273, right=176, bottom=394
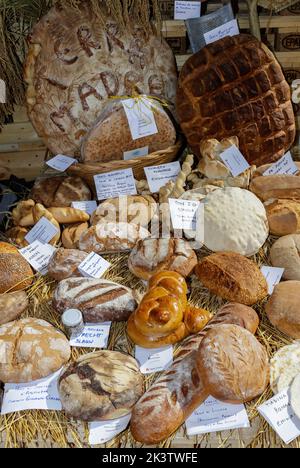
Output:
left=257, top=0, right=299, bottom=13
left=67, top=135, right=186, bottom=188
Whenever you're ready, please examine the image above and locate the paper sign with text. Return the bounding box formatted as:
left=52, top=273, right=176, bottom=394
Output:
left=263, top=152, right=299, bottom=176
left=46, top=155, right=77, bottom=172
left=135, top=345, right=173, bottom=374
left=89, top=414, right=131, bottom=445
left=1, top=370, right=62, bottom=415
left=186, top=396, right=250, bottom=436
left=25, top=217, right=59, bottom=245
left=144, top=161, right=181, bottom=193
left=19, top=241, right=56, bottom=275
left=258, top=389, right=300, bottom=445
left=219, top=145, right=250, bottom=177
left=122, top=98, right=158, bottom=140
left=204, top=19, right=240, bottom=45
left=261, top=266, right=285, bottom=295
left=174, top=1, right=201, bottom=20
left=70, top=322, right=111, bottom=349
left=78, top=252, right=111, bottom=279
left=94, top=168, right=137, bottom=201
left=71, top=201, right=97, bottom=215
left=169, top=198, right=202, bottom=230
left=123, top=146, right=149, bottom=161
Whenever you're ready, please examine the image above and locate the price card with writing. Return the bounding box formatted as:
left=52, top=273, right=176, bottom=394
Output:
left=204, top=19, right=240, bottom=45
left=135, top=345, right=173, bottom=374
left=169, top=198, right=202, bottom=230
left=174, top=1, right=201, bottom=20
left=25, top=217, right=59, bottom=245
left=71, top=201, right=97, bottom=215
left=1, top=370, right=62, bottom=415
left=46, top=154, right=77, bottom=172
left=123, top=146, right=149, bottom=161
left=258, top=389, right=300, bottom=445
left=70, top=322, right=111, bottom=349
left=19, top=241, right=56, bottom=275
left=122, top=98, right=158, bottom=141
left=144, top=161, right=181, bottom=193
left=219, top=145, right=250, bottom=177
left=261, top=266, right=285, bottom=294
left=263, top=152, right=299, bottom=176
left=186, top=396, right=250, bottom=436
left=94, top=168, right=137, bottom=201
left=89, top=414, right=131, bottom=445
left=78, top=252, right=111, bottom=279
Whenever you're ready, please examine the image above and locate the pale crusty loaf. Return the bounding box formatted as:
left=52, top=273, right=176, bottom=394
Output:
left=32, top=204, right=60, bottom=245
left=130, top=303, right=259, bottom=444
left=48, top=207, right=89, bottom=224
left=0, top=291, right=28, bottom=325
left=270, top=235, right=300, bottom=280
left=266, top=281, right=300, bottom=338
left=0, top=242, right=33, bottom=294
left=31, top=177, right=91, bottom=207
left=48, top=249, right=89, bottom=281
left=250, top=175, right=300, bottom=201
left=266, top=199, right=300, bottom=236
left=195, top=252, right=268, bottom=305
left=62, top=223, right=89, bottom=249
left=53, top=277, right=137, bottom=323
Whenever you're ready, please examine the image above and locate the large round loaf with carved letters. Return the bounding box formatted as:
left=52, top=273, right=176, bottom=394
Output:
left=24, top=5, right=177, bottom=157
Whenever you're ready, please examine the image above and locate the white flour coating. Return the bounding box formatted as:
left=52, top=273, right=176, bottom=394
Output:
left=270, top=343, right=300, bottom=393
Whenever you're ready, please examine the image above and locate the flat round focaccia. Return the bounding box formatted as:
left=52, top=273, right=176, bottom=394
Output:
left=270, top=342, right=300, bottom=394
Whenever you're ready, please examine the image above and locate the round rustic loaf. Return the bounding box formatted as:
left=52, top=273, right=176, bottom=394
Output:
left=0, top=242, right=33, bottom=294
left=250, top=175, right=300, bottom=201
left=31, top=176, right=91, bottom=208
left=24, top=4, right=177, bottom=157
left=270, top=234, right=300, bottom=280
left=0, top=291, right=28, bottom=325
left=0, top=318, right=71, bottom=383
left=195, top=252, right=268, bottom=305
left=266, top=281, right=300, bottom=338
left=203, top=188, right=269, bottom=256
left=48, top=248, right=89, bottom=281
left=59, top=351, right=143, bottom=421
left=266, top=199, right=300, bottom=236
left=196, top=324, right=269, bottom=403
left=177, top=34, right=295, bottom=166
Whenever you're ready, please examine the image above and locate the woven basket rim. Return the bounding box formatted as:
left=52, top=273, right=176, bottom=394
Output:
left=257, top=0, right=300, bottom=13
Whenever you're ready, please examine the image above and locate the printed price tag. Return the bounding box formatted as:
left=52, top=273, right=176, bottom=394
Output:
left=94, top=168, right=137, bottom=201
left=186, top=396, right=250, bottom=436
left=122, top=98, right=158, bottom=140
left=19, top=241, right=56, bottom=275
left=46, top=155, right=77, bottom=172
left=169, top=198, right=201, bottom=230
left=135, top=345, right=173, bottom=374
left=1, top=370, right=62, bottom=415
left=123, top=146, right=149, bottom=161
left=258, top=389, right=300, bottom=445
left=25, top=217, right=59, bottom=245
left=144, top=161, right=181, bottom=193
left=78, top=253, right=111, bottom=279
left=71, top=201, right=97, bottom=215
left=263, top=152, right=299, bottom=176
left=219, top=145, right=250, bottom=177
left=70, top=322, right=111, bottom=349
left=89, top=414, right=131, bottom=445
left=174, top=1, right=201, bottom=20
left=204, top=19, right=240, bottom=45
left=261, top=266, right=285, bottom=294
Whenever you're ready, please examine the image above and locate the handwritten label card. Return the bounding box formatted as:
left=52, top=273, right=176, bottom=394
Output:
left=261, top=266, right=285, bottom=294
left=70, top=322, right=111, bottom=349
left=204, top=19, right=240, bottom=45
left=46, top=155, right=77, bottom=172
left=169, top=198, right=201, bottom=230
left=144, top=161, right=181, bottom=193
left=219, top=145, right=250, bottom=177
left=94, top=168, right=137, bottom=201
left=123, top=146, right=149, bottom=161
left=135, top=345, right=173, bottom=374
left=71, top=201, right=97, bottom=215
left=89, top=414, right=131, bottom=445
left=122, top=98, right=158, bottom=140
left=174, top=1, right=201, bottom=20
left=185, top=396, right=250, bottom=436
left=1, top=370, right=62, bottom=415
left=263, top=152, right=299, bottom=176
left=19, top=241, right=56, bottom=275
left=258, top=389, right=300, bottom=445
left=25, top=217, right=59, bottom=245
left=78, top=253, right=111, bottom=279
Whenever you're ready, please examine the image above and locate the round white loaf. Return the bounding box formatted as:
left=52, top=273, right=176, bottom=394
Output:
left=270, top=342, right=300, bottom=394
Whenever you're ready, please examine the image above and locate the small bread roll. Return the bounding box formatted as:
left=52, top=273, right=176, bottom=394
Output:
left=48, top=207, right=89, bottom=224
left=6, top=227, right=29, bottom=248
left=12, top=199, right=35, bottom=227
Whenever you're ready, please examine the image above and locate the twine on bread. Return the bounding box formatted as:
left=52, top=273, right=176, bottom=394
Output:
left=109, top=92, right=170, bottom=123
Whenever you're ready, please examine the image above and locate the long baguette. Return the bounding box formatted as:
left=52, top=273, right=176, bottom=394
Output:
left=130, top=303, right=259, bottom=444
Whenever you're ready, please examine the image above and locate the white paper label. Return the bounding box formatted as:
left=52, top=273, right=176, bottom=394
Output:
left=135, top=345, right=173, bottom=374
left=94, top=168, right=137, bottom=201
left=123, top=146, right=149, bottom=161
left=174, top=1, right=201, bottom=20
left=89, top=414, right=131, bottom=445
left=46, top=155, right=77, bottom=172
left=204, top=19, right=240, bottom=45
left=261, top=266, right=285, bottom=294
left=25, top=217, right=59, bottom=245
left=71, top=201, right=97, bottom=215
left=258, top=389, right=300, bottom=445
left=78, top=252, right=111, bottom=279
left=219, top=145, right=250, bottom=177
left=19, top=240, right=56, bottom=275
left=263, top=152, right=299, bottom=176
left=1, top=370, right=62, bottom=415
left=122, top=98, right=158, bottom=141
left=186, top=396, right=250, bottom=436
left=169, top=198, right=202, bottom=230
left=70, top=322, right=111, bottom=349
left=144, top=161, right=181, bottom=193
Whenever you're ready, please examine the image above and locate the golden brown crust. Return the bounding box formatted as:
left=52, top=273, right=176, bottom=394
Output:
left=266, top=199, right=300, bottom=236
left=32, top=204, right=61, bottom=245
left=31, top=177, right=91, bottom=208
left=5, top=227, right=29, bottom=248
left=250, top=175, right=300, bottom=201
left=62, top=223, right=89, bottom=249
left=0, top=242, right=33, bottom=294
left=266, top=281, right=300, bottom=339
left=48, top=207, right=89, bottom=224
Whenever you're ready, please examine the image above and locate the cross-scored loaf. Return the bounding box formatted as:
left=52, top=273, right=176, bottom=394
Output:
left=177, top=35, right=295, bottom=166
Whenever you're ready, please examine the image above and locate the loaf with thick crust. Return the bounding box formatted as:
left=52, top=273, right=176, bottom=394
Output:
left=48, top=207, right=89, bottom=224
left=31, top=177, right=91, bottom=208
left=0, top=242, right=33, bottom=294
left=270, top=234, right=300, bottom=280
left=266, top=199, right=300, bottom=236
left=0, top=291, right=28, bottom=325
left=62, top=223, right=89, bottom=249
left=48, top=249, right=89, bottom=281
left=250, top=175, right=300, bottom=201
left=266, top=280, right=300, bottom=338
